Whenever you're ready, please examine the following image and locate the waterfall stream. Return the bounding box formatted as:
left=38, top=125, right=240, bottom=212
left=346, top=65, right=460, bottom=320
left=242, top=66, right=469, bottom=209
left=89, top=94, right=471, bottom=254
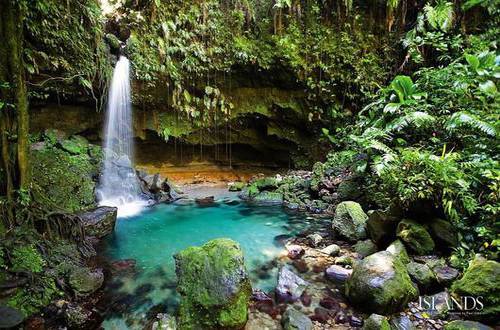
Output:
left=97, top=56, right=146, bottom=217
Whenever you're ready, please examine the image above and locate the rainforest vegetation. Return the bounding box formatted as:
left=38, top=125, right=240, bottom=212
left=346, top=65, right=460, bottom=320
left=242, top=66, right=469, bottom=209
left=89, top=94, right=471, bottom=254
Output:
left=0, top=0, right=498, bottom=329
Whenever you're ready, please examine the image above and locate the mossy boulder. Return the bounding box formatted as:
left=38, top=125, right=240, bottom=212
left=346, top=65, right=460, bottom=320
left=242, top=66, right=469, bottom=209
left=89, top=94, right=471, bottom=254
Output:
left=444, top=320, right=492, bottom=330
left=428, top=218, right=458, bottom=249
left=354, top=239, right=378, bottom=258
left=396, top=219, right=435, bottom=255
left=385, top=240, right=410, bottom=265
left=174, top=238, right=252, bottom=329
left=345, top=251, right=418, bottom=314
left=68, top=267, right=104, bottom=296
left=59, top=135, right=89, bottom=155
left=366, top=209, right=399, bottom=246
left=79, top=206, right=118, bottom=238
left=332, top=201, right=368, bottom=241
left=252, top=177, right=278, bottom=191
left=406, top=262, right=436, bottom=291
left=253, top=191, right=284, bottom=205
left=229, top=182, right=245, bottom=191
left=362, top=314, right=390, bottom=330
left=451, top=256, right=500, bottom=322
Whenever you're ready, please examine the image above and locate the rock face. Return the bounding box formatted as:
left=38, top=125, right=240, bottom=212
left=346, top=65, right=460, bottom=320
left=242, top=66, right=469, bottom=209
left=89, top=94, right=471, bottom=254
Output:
left=79, top=206, right=117, bottom=238
left=276, top=266, right=309, bottom=303
left=282, top=307, right=313, bottom=330
left=332, top=201, right=368, bottom=241
left=451, top=256, right=500, bottom=322
left=396, top=219, right=435, bottom=255
left=345, top=251, right=418, bottom=314
left=137, top=171, right=179, bottom=203
left=174, top=238, right=252, bottom=329
left=68, top=267, right=104, bottom=296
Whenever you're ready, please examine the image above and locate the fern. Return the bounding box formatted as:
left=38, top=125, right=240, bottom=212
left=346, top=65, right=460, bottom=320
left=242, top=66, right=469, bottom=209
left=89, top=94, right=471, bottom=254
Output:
left=386, top=111, right=436, bottom=132
left=446, top=111, right=497, bottom=137
left=424, top=1, right=455, bottom=32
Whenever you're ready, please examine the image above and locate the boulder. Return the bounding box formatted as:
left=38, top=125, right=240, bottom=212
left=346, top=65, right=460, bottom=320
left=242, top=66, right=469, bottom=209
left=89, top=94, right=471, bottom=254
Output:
left=354, top=239, right=378, bottom=258
left=332, top=201, right=368, bottom=241
left=406, top=262, right=436, bottom=291
left=396, top=219, right=435, bottom=255
left=444, top=320, right=492, bottom=330
left=68, top=267, right=104, bottom=296
left=0, top=306, right=24, bottom=329
left=366, top=209, right=399, bottom=246
left=174, top=238, right=252, bottom=329
left=286, top=245, right=305, bottom=259
left=345, top=251, right=418, bottom=314
left=434, top=265, right=459, bottom=285
left=429, top=218, right=458, bottom=249
left=362, top=314, right=390, bottom=330
left=386, top=240, right=410, bottom=265
left=253, top=191, right=283, bottom=205
left=307, top=233, right=323, bottom=247
left=79, top=206, right=117, bottom=238
left=282, top=307, right=313, bottom=330
left=325, top=265, right=352, bottom=284
left=451, top=256, right=500, bottom=322
left=276, top=266, right=309, bottom=303
left=59, top=135, right=89, bottom=155
left=319, top=244, right=340, bottom=256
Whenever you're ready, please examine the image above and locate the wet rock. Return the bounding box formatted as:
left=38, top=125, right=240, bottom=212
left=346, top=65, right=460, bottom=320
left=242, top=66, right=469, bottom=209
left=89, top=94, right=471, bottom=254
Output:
left=68, top=267, right=104, bottom=296
left=276, top=266, right=309, bottom=303
left=307, top=233, right=323, bottom=247
left=332, top=201, right=368, bottom=241
left=444, top=320, right=492, bottom=330
left=350, top=315, right=363, bottom=327
left=287, top=245, right=305, bottom=259
left=282, top=307, right=313, bottom=330
left=386, top=239, right=410, bottom=264
left=325, top=265, right=352, bottom=283
left=389, top=315, right=416, bottom=330
left=319, top=244, right=340, bottom=256
left=366, top=209, right=399, bottom=247
left=429, top=218, right=458, bottom=249
left=0, top=306, right=24, bottom=329
left=362, top=314, right=390, bottom=330
left=346, top=251, right=418, bottom=314
left=79, top=206, right=117, bottom=238
left=274, top=234, right=293, bottom=246
left=195, top=196, right=215, bottom=206
left=64, top=303, right=92, bottom=328
left=354, top=239, right=378, bottom=258
left=434, top=265, right=459, bottom=285
left=396, top=219, right=435, bottom=255
left=228, top=182, right=245, bottom=192
left=451, top=256, right=500, bottom=322
left=175, top=238, right=252, bottom=329
left=406, top=262, right=436, bottom=291
left=310, top=307, right=333, bottom=323
left=253, top=191, right=284, bottom=205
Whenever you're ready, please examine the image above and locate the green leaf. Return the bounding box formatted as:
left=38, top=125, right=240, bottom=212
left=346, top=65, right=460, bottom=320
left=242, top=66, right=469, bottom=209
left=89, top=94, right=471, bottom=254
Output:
left=479, top=80, right=497, bottom=96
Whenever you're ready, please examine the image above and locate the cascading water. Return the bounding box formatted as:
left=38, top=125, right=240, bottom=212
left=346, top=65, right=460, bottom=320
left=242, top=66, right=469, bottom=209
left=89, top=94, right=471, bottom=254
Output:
left=97, top=56, right=146, bottom=217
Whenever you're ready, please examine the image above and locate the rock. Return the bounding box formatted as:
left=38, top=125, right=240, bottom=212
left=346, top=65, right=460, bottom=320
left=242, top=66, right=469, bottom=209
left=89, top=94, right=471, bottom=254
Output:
left=349, top=315, right=363, bottom=327
left=429, top=218, right=458, bottom=249
left=110, top=259, right=136, bottom=273
left=319, top=296, right=340, bottom=310
left=319, top=244, right=340, bottom=256
left=434, top=265, right=459, bottom=285
left=292, top=259, right=309, bottom=273
left=79, top=206, right=117, bottom=238
left=59, top=136, right=89, bottom=155
left=105, top=33, right=122, bottom=50
left=0, top=306, right=24, bottom=328
left=252, top=177, right=278, bottom=190
left=307, top=233, right=323, bottom=247
left=64, top=303, right=92, bottom=327
left=354, top=239, right=378, bottom=257
left=245, top=311, right=281, bottom=330
left=310, top=307, right=333, bottom=323
left=276, top=266, right=309, bottom=303
left=389, top=315, right=416, bottom=330
left=282, top=307, right=313, bottom=330
left=229, top=182, right=245, bottom=191
left=253, top=191, right=284, bottom=205
left=406, top=262, right=436, bottom=291
left=174, top=238, right=252, bottom=329
left=195, top=196, right=215, bottom=206
left=444, top=320, right=492, bottom=330
left=366, top=209, right=399, bottom=246
left=286, top=245, right=305, bottom=259
left=386, top=240, right=410, bottom=264
left=362, top=314, right=390, bottom=330
left=68, top=267, right=104, bottom=296
left=151, top=313, right=177, bottom=330
left=332, top=201, right=368, bottom=241
left=337, top=176, right=363, bottom=201
left=396, top=219, right=435, bottom=255
left=345, top=251, right=418, bottom=314
left=325, top=265, right=352, bottom=283
left=451, top=256, right=500, bottom=322
left=421, top=291, right=450, bottom=319
left=335, top=255, right=353, bottom=266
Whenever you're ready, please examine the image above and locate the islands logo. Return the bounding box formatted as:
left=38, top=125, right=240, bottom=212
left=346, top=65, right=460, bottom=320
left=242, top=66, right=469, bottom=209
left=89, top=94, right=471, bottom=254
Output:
left=419, top=295, right=485, bottom=316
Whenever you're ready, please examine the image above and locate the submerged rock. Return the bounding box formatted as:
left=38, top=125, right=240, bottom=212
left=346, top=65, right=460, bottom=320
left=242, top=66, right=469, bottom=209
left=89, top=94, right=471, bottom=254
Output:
left=79, top=206, right=117, bottom=238
left=332, top=201, right=368, bottom=241
left=276, top=266, right=309, bottom=303
left=174, top=238, right=252, bottom=329
left=396, top=219, right=435, bottom=255
left=345, top=251, right=418, bottom=314
left=282, top=307, right=313, bottom=330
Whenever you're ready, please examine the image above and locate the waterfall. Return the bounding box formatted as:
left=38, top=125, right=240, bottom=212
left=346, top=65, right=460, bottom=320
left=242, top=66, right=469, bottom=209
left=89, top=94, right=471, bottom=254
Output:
left=97, top=56, right=146, bottom=217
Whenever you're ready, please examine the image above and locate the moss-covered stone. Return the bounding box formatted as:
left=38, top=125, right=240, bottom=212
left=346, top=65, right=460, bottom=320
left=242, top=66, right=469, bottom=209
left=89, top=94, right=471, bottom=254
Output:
left=59, top=135, right=89, bottom=155
left=174, top=238, right=252, bottom=329
left=228, top=182, right=245, bottom=191
left=332, top=201, right=368, bottom=241
left=385, top=240, right=410, bottom=265
left=68, top=267, right=104, bottom=296
left=406, top=262, right=436, bottom=291
left=429, top=218, right=458, bottom=249
left=396, top=219, right=435, bottom=255
left=366, top=209, right=399, bottom=247
left=362, top=314, right=390, bottom=330
left=253, top=191, right=284, bottom=205
left=345, top=251, right=418, bottom=314
left=451, top=256, right=500, bottom=322
left=354, top=239, right=378, bottom=258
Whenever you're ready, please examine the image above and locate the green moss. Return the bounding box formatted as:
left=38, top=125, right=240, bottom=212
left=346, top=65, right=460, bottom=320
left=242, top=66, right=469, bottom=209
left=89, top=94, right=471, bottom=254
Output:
left=11, top=245, right=45, bottom=273
left=386, top=240, right=411, bottom=265
left=332, top=201, right=368, bottom=241
left=396, top=219, right=435, bottom=255
left=7, top=275, right=61, bottom=317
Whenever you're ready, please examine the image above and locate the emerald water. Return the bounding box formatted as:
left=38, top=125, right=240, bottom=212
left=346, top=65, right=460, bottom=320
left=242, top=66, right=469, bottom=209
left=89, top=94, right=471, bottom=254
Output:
left=100, top=199, right=313, bottom=329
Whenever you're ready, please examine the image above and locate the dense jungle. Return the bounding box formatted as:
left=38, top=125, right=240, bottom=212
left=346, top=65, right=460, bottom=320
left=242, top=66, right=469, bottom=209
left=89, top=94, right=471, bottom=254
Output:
left=0, top=0, right=498, bottom=329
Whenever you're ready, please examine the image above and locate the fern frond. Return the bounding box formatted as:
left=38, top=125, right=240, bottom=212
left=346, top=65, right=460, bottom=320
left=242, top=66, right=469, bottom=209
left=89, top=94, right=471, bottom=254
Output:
left=386, top=111, right=436, bottom=132
left=446, top=111, right=497, bottom=137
